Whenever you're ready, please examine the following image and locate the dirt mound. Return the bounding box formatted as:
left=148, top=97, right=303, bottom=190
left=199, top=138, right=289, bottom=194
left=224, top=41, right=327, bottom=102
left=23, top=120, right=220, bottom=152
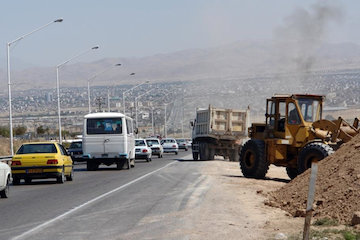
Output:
left=269, top=134, right=360, bottom=224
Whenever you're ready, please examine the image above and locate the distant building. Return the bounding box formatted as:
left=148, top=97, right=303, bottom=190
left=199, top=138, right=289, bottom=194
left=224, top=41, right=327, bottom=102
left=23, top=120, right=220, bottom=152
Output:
left=46, top=93, right=53, bottom=102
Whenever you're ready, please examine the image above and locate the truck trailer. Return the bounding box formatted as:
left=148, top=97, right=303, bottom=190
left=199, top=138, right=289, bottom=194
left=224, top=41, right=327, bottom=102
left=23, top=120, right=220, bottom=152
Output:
left=191, top=105, right=250, bottom=161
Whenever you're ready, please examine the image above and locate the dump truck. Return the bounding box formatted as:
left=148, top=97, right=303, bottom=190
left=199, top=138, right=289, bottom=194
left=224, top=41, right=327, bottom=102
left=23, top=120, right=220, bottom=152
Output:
left=239, top=94, right=359, bottom=179
left=191, top=105, right=250, bottom=161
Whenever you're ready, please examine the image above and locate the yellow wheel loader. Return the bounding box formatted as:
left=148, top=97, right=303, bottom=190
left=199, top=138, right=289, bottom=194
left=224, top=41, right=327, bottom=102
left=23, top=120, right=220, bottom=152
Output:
left=239, top=94, right=359, bottom=179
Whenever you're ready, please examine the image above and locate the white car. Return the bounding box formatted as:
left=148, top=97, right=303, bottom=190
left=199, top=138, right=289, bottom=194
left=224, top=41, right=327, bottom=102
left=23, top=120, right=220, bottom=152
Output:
left=145, top=138, right=163, bottom=158
left=0, top=161, right=11, bottom=198
left=135, top=139, right=152, bottom=162
left=176, top=138, right=189, bottom=151
left=161, top=138, right=179, bottom=155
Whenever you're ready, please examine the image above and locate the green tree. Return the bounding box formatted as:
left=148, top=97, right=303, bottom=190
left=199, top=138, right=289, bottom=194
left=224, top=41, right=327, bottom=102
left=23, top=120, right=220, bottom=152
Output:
left=36, top=126, right=46, bottom=135
left=0, top=126, right=10, bottom=138
left=14, top=126, right=27, bottom=136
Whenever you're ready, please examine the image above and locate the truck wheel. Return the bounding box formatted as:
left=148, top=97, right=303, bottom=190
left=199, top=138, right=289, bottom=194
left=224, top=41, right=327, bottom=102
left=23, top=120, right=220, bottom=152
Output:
left=286, top=167, right=298, bottom=180
left=0, top=177, right=10, bottom=198
left=208, top=148, right=215, bottom=160
left=239, top=140, right=269, bottom=179
left=199, top=143, right=209, bottom=160
left=229, top=149, right=239, bottom=162
left=116, top=161, right=123, bottom=170
left=192, top=152, right=199, bottom=160
left=297, top=142, right=334, bottom=174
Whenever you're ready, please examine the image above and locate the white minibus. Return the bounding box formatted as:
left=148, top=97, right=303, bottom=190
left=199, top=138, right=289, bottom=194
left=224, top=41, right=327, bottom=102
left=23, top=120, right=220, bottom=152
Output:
left=82, top=112, right=136, bottom=171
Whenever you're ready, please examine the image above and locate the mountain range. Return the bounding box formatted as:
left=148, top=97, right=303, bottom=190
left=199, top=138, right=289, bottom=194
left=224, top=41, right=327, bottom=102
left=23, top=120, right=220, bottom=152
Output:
left=1, top=40, right=360, bottom=93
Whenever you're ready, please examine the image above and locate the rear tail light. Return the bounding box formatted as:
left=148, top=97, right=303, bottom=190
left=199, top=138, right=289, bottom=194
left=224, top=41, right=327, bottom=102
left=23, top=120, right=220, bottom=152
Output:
left=172, top=145, right=176, bottom=147
left=47, top=159, right=58, bottom=164
left=142, top=149, right=148, bottom=153
left=11, top=161, right=21, bottom=166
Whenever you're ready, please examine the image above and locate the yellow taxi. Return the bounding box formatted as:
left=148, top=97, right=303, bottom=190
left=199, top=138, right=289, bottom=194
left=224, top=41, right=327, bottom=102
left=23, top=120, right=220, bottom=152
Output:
left=11, top=142, right=73, bottom=185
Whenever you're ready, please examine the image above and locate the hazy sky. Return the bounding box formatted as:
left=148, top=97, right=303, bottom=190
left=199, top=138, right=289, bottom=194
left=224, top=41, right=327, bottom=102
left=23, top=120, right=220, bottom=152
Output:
left=0, top=0, right=359, bottom=67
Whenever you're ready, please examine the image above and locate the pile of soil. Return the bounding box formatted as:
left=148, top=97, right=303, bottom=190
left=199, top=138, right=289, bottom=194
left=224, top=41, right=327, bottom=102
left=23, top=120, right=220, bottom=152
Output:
left=268, top=134, right=360, bottom=224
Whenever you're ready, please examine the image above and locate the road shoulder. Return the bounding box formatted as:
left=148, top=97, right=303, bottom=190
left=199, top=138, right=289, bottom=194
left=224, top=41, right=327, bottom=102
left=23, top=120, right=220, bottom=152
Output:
left=176, top=159, right=303, bottom=240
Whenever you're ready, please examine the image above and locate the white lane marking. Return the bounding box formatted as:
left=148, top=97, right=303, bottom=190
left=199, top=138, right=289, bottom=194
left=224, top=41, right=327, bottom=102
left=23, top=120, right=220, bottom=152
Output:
left=12, top=161, right=177, bottom=240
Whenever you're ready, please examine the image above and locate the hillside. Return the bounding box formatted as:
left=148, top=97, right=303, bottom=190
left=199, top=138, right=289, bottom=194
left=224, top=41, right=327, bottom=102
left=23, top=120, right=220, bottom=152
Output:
left=1, top=41, right=360, bottom=93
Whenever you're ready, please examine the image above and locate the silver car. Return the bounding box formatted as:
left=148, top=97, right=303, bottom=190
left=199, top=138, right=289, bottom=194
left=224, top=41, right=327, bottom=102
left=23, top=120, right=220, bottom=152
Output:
left=145, top=138, right=164, bottom=158
left=161, top=138, right=179, bottom=155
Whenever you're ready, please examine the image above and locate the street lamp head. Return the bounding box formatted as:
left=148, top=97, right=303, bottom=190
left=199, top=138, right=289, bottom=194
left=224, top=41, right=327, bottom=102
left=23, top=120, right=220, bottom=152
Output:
left=92, top=46, right=99, bottom=50
left=145, top=80, right=150, bottom=83
left=54, top=18, right=63, bottom=23
left=115, top=63, right=122, bottom=66
left=130, top=73, right=135, bottom=76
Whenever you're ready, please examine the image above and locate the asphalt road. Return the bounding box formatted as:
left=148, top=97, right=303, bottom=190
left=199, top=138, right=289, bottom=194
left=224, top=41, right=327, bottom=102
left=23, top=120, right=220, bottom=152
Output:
left=0, top=150, right=209, bottom=240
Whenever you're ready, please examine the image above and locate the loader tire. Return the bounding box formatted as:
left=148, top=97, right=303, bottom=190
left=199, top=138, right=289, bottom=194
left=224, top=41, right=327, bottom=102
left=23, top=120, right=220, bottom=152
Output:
left=297, top=142, right=334, bottom=175
left=286, top=167, right=298, bottom=180
left=239, top=140, right=269, bottom=179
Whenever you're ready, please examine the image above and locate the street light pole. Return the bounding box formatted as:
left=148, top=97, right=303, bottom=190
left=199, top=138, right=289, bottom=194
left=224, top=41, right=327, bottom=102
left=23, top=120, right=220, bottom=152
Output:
left=161, top=90, right=175, bottom=139
left=87, top=63, right=121, bottom=113
left=134, top=88, right=157, bottom=136
left=164, top=103, right=167, bottom=138
left=122, top=78, right=150, bottom=115
left=151, top=107, right=155, bottom=136
left=107, top=89, right=110, bottom=112
left=6, top=18, right=63, bottom=155
left=56, top=45, right=99, bottom=144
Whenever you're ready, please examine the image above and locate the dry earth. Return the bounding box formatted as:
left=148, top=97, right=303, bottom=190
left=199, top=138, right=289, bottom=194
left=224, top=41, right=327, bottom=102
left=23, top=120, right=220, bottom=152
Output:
left=269, top=134, right=360, bottom=225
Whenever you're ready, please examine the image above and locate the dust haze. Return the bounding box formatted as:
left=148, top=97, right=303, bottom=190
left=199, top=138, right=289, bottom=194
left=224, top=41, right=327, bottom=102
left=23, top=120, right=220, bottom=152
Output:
left=273, top=1, right=344, bottom=79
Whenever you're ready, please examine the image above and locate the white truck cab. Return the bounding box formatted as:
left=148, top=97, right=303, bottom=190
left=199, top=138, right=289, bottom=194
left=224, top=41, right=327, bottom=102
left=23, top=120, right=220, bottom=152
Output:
left=82, top=112, right=136, bottom=171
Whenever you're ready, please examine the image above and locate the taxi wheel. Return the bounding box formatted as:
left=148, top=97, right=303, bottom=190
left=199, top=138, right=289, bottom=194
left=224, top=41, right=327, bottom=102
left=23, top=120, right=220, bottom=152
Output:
left=57, top=170, right=65, bottom=184
left=66, top=169, right=74, bottom=181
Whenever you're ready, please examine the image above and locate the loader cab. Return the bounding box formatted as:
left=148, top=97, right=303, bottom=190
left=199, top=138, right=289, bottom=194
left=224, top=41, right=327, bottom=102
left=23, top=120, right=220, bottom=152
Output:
left=266, top=96, right=287, bottom=139
left=265, top=94, right=323, bottom=140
